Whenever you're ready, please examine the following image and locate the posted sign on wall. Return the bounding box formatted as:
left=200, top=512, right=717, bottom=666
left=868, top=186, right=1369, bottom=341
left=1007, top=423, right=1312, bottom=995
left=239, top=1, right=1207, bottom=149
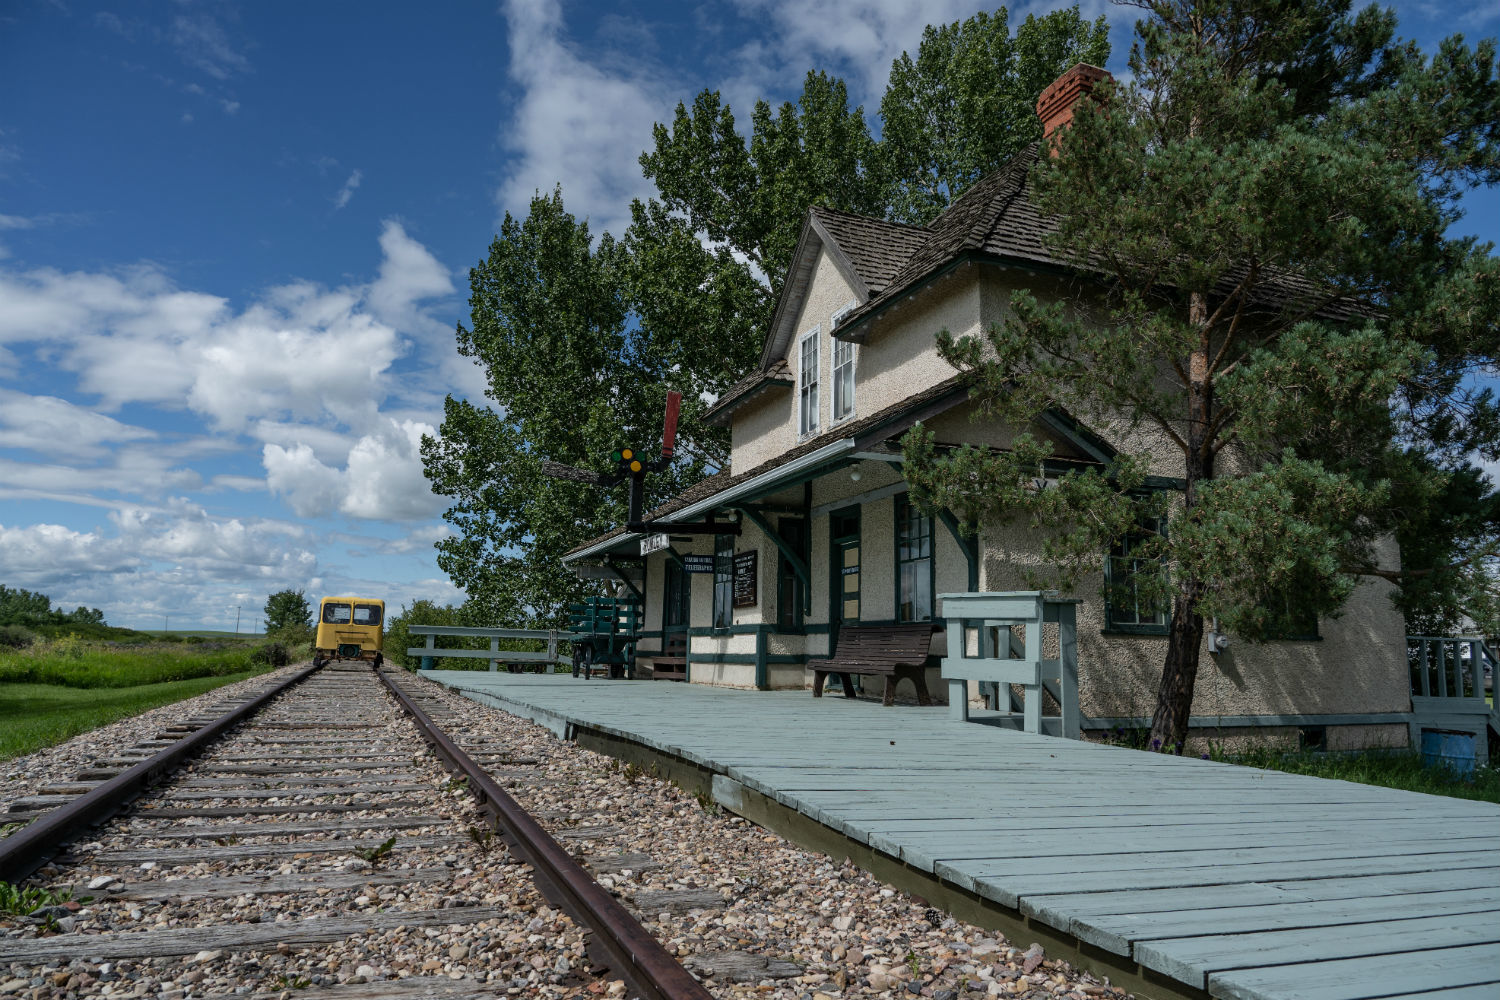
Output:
left=681, top=554, right=716, bottom=574
left=733, top=550, right=758, bottom=607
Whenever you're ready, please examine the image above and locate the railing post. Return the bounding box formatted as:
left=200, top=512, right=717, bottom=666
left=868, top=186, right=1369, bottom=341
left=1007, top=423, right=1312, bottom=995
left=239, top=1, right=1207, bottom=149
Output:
left=947, top=614, right=970, bottom=722
left=1437, top=640, right=1449, bottom=698
left=423, top=633, right=435, bottom=671
left=1022, top=618, right=1043, bottom=735
left=1056, top=601, right=1080, bottom=740
left=489, top=635, right=499, bottom=673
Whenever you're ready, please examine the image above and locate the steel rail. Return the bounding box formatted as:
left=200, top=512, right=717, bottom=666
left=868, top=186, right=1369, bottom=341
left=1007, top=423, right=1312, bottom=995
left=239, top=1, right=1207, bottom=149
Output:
left=375, top=668, right=713, bottom=1000
left=0, top=660, right=324, bottom=883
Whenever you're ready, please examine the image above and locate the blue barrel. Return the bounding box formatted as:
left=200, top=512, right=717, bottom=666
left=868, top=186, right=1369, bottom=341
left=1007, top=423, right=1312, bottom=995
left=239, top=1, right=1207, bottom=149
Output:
left=421, top=656, right=434, bottom=670
left=1420, top=729, right=1476, bottom=779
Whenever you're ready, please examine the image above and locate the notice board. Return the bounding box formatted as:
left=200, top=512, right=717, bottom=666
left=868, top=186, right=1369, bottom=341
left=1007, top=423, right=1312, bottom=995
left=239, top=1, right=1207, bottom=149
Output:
left=732, top=550, right=758, bottom=607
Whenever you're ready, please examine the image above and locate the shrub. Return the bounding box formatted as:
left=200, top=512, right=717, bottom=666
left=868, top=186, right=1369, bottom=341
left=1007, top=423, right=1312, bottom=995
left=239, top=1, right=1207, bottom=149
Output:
left=250, top=642, right=290, bottom=667
left=0, top=626, right=34, bottom=649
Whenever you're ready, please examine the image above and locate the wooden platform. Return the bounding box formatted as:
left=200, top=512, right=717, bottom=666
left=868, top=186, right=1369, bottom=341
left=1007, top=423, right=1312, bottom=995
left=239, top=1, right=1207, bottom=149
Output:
left=426, top=670, right=1500, bottom=1000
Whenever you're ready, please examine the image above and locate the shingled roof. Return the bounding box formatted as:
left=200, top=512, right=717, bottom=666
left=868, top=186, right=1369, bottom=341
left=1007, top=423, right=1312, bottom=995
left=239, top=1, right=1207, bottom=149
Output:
left=807, top=207, right=930, bottom=296
left=703, top=358, right=792, bottom=426
left=832, top=144, right=1054, bottom=340
left=830, top=141, right=1368, bottom=340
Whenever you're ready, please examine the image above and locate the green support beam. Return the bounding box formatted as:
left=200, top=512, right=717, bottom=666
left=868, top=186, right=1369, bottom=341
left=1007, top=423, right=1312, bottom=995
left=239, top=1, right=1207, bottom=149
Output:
left=734, top=503, right=812, bottom=615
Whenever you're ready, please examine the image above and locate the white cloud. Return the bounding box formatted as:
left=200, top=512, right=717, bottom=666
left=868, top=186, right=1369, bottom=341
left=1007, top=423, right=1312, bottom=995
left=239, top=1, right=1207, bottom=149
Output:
left=368, top=220, right=455, bottom=331
left=728, top=0, right=1116, bottom=104
left=0, top=503, right=325, bottom=628
left=496, top=0, right=675, bottom=237
left=264, top=417, right=443, bottom=522
left=0, top=390, right=156, bottom=458
left=333, top=169, right=362, bottom=210
left=170, top=12, right=251, bottom=81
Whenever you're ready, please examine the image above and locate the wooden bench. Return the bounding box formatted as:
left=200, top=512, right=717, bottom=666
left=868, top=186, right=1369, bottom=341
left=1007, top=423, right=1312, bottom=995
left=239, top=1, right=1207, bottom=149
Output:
left=650, top=633, right=687, bottom=682
left=809, top=624, right=937, bottom=706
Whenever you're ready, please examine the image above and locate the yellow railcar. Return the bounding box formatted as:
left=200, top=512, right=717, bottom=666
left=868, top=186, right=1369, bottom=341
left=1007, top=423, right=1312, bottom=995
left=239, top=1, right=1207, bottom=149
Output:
left=312, top=596, right=385, bottom=667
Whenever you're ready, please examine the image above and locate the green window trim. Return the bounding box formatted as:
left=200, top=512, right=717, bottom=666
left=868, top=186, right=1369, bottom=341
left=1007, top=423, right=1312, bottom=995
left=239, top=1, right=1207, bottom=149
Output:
left=895, top=494, right=934, bottom=623
left=712, top=533, right=735, bottom=630
left=663, top=559, right=688, bottom=631
left=1103, top=503, right=1170, bottom=636
left=776, top=517, right=807, bottom=631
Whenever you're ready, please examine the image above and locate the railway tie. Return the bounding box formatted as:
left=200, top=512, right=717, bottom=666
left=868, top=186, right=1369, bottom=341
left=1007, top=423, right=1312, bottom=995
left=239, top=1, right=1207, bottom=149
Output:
left=0, top=662, right=715, bottom=1000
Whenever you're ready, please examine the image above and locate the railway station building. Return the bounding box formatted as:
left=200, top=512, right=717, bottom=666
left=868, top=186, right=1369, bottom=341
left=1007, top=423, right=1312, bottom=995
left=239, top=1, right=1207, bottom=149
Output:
left=562, top=65, right=1413, bottom=751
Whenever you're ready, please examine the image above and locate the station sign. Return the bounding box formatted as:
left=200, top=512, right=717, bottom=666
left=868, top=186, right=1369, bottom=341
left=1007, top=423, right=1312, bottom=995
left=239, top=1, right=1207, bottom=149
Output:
left=682, top=554, right=716, bottom=574
left=640, top=533, right=671, bottom=556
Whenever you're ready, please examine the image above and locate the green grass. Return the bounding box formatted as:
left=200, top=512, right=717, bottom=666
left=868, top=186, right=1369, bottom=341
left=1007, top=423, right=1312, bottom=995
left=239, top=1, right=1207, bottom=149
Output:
left=1218, top=746, right=1500, bottom=804
left=0, top=638, right=259, bottom=688
left=0, top=668, right=272, bottom=760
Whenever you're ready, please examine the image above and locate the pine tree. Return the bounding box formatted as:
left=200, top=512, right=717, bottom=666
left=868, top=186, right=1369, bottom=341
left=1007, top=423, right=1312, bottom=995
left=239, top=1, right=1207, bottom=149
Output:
left=903, top=0, right=1500, bottom=748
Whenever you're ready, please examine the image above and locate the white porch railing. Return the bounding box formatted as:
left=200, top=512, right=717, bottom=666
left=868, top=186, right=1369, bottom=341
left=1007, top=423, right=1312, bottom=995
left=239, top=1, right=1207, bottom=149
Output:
left=408, top=626, right=568, bottom=672
left=938, top=591, right=1081, bottom=738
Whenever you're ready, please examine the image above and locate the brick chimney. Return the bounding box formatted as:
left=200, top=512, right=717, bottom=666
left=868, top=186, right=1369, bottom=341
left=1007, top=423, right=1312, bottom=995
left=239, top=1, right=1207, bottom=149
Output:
left=1036, top=63, right=1111, bottom=149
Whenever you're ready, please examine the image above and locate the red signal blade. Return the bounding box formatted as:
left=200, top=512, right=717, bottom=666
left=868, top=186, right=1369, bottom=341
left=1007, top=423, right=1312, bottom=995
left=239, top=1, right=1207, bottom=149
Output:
left=661, top=390, right=681, bottom=459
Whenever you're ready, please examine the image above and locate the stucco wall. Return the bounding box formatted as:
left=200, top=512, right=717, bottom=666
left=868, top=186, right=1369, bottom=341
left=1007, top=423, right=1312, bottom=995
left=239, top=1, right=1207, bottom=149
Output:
left=730, top=390, right=794, bottom=474
left=731, top=248, right=859, bottom=472
left=851, top=277, right=974, bottom=417
left=978, top=524, right=1410, bottom=722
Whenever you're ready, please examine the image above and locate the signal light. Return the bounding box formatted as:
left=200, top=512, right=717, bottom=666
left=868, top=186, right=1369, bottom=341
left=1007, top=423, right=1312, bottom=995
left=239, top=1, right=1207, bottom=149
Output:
left=621, top=448, right=634, bottom=461
left=629, top=459, right=643, bottom=473
left=610, top=449, right=623, bottom=463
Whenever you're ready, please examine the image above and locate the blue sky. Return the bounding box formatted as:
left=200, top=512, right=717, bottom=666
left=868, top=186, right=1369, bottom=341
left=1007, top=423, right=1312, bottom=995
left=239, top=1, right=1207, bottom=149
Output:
left=0, top=0, right=1495, bottom=631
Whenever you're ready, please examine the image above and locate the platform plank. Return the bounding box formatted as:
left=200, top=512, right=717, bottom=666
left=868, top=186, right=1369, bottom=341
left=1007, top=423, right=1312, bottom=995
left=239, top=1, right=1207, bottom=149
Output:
left=429, top=672, right=1500, bottom=1000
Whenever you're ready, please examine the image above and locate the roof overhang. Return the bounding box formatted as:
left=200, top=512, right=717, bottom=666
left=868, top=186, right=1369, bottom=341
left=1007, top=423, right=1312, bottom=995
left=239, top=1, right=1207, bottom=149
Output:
left=562, top=438, right=859, bottom=565
left=702, top=372, right=793, bottom=427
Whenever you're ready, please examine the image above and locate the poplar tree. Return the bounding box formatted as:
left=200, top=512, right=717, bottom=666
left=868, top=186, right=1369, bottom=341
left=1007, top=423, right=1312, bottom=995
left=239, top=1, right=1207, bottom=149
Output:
left=903, top=0, right=1500, bottom=748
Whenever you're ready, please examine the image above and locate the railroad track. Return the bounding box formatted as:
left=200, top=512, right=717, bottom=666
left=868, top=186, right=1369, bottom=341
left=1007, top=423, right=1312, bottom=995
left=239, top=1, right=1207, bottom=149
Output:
left=0, top=663, right=712, bottom=1000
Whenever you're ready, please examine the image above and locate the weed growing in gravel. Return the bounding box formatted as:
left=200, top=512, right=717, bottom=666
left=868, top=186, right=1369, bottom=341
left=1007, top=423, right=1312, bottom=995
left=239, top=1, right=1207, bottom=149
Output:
left=693, top=790, right=721, bottom=817
left=468, top=826, right=499, bottom=852
left=354, top=836, right=397, bottom=866
left=0, top=882, right=88, bottom=917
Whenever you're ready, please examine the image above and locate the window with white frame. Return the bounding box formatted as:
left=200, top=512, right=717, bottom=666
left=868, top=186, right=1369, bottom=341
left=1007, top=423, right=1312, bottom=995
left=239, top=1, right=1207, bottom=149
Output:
left=832, top=336, right=855, bottom=421
left=798, top=329, right=820, bottom=436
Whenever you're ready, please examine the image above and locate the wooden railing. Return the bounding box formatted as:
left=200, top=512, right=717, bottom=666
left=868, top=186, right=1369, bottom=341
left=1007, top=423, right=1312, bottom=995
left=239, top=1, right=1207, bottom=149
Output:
left=1406, top=635, right=1493, bottom=701
left=938, top=591, right=1081, bottom=738
left=409, top=626, right=568, bottom=672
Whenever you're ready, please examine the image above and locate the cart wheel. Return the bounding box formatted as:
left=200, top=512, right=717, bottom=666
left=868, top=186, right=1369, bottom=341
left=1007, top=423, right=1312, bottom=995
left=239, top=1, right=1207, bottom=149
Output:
left=573, top=643, right=595, bottom=679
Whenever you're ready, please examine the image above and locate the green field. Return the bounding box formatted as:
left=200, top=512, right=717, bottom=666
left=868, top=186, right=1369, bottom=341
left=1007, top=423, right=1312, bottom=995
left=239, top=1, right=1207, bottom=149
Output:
left=0, top=639, right=278, bottom=760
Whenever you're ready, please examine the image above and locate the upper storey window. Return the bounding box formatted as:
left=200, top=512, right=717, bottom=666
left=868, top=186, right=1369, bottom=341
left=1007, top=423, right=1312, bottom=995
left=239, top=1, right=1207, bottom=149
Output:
left=832, top=337, right=855, bottom=421
left=798, top=328, right=820, bottom=437
left=830, top=301, right=857, bottom=423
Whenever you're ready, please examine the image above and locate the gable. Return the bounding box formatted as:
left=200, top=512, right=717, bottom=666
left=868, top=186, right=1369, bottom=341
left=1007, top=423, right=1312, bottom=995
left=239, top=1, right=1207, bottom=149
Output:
left=758, top=209, right=929, bottom=370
